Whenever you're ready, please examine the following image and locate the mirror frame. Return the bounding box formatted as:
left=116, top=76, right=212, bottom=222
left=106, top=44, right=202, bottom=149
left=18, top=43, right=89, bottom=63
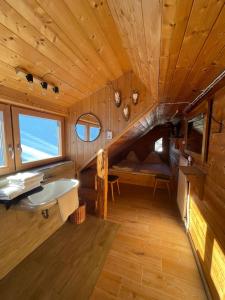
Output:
left=75, top=112, right=102, bottom=142
left=185, top=99, right=211, bottom=163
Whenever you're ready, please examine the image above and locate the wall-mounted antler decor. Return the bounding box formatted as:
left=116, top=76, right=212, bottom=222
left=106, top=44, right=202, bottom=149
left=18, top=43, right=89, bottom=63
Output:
left=131, top=90, right=139, bottom=105
left=122, top=104, right=130, bottom=121
left=114, top=91, right=121, bottom=107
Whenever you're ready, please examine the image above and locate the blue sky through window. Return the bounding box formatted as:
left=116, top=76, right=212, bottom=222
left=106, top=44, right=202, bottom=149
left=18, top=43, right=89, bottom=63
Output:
left=76, top=124, right=86, bottom=141
left=19, top=114, right=60, bottom=163
left=90, top=126, right=100, bottom=141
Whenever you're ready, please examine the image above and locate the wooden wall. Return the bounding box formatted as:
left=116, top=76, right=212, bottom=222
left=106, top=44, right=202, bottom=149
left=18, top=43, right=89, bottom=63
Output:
left=0, top=162, right=74, bottom=279
left=171, top=86, right=225, bottom=300
left=67, top=72, right=152, bottom=170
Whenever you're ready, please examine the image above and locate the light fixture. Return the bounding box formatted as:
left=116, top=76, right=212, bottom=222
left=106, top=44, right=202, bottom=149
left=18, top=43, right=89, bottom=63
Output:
left=52, top=86, right=59, bottom=94
left=25, top=73, right=33, bottom=90
left=15, top=67, right=61, bottom=97
left=52, top=86, right=59, bottom=99
left=26, top=73, right=33, bottom=83
left=41, top=81, right=48, bottom=96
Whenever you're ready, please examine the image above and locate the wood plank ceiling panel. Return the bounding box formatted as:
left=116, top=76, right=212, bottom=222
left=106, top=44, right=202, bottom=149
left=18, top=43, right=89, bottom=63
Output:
left=160, top=0, right=225, bottom=104
left=181, top=5, right=225, bottom=101
left=108, top=0, right=225, bottom=118
left=107, top=0, right=162, bottom=102
left=87, top=0, right=130, bottom=73
left=0, top=0, right=131, bottom=107
left=159, top=0, right=194, bottom=101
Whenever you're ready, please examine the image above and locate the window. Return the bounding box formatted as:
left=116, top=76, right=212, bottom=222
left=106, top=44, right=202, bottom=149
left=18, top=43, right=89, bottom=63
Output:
left=0, top=105, right=65, bottom=175
left=154, top=137, right=163, bottom=152
left=19, top=114, right=61, bottom=163
left=12, top=107, right=64, bottom=170
left=0, top=104, right=15, bottom=175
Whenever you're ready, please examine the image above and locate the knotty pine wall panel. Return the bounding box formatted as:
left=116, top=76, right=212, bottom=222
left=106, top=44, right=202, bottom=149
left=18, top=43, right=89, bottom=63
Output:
left=67, top=72, right=152, bottom=170
left=171, top=86, right=225, bottom=300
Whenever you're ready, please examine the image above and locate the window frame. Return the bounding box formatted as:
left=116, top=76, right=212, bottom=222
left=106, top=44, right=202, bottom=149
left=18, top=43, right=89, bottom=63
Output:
left=0, top=103, right=15, bottom=175
left=11, top=106, right=65, bottom=171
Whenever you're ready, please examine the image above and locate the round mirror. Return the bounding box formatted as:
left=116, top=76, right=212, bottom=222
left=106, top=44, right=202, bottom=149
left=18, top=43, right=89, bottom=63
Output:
left=75, top=113, right=101, bottom=142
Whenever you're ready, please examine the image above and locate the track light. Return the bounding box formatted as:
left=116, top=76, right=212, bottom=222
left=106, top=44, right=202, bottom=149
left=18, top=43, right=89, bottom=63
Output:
left=41, top=81, right=48, bottom=89
left=52, top=86, right=59, bottom=93
left=41, top=81, right=48, bottom=96
left=25, top=73, right=33, bottom=90
left=26, top=73, right=33, bottom=83
left=15, top=67, right=61, bottom=97
left=52, top=86, right=59, bottom=99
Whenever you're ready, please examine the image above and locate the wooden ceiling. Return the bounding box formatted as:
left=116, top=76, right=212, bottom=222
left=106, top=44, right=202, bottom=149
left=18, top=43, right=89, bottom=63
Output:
left=0, top=0, right=224, bottom=111
left=0, top=0, right=130, bottom=107
left=109, top=0, right=225, bottom=105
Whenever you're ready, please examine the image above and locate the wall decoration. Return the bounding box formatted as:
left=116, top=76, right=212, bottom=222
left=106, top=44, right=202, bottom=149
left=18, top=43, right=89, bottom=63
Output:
left=122, top=104, right=130, bottom=121
left=114, top=91, right=121, bottom=107
left=132, top=90, right=139, bottom=105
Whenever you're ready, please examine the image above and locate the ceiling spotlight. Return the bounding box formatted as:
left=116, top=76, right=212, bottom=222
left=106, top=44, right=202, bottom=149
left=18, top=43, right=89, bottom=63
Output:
left=26, top=73, right=33, bottom=83
left=41, top=81, right=48, bottom=96
left=53, top=86, right=59, bottom=99
left=41, top=81, right=48, bottom=89
left=26, top=73, right=33, bottom=90
left=52, top=86, right=59, bottom=94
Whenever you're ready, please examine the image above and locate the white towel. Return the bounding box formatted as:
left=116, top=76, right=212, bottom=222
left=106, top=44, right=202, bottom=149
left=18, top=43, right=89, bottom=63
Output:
left=0, top=182, right=40, bottom=200
left=8, top=177, right=43, bottom=189
left=57, top=188, right=79, bottom=222
left=7, top=172, right=43, bottom=184
left=0, top=179, right=9, bottom=188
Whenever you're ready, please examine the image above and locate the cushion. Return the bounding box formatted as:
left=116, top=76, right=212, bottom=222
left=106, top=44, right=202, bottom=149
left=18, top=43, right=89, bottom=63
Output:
left=143, top=151, right=162, bottom=164
left=126, top=151, right=139, bottom=163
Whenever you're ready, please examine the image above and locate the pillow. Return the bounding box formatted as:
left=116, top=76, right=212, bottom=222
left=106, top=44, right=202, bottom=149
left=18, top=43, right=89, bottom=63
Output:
left=143, top=151, right=162, bottom=164
left=126, top=151, right=139, bottom=163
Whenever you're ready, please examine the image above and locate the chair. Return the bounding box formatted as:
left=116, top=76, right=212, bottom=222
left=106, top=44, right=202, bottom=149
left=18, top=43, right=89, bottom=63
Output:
left=153, top=175, right=171, bottom=200
left=108, top=175, right=120, bottom=202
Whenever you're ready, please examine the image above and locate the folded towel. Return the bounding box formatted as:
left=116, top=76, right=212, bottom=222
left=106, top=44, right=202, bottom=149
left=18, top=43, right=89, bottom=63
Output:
left=8, top=177, right=43, bottom=189
left=7, top=172, right=43, bottom=184
left=58, top=188, right=79, bottom=222
left=0, top=179, right=9, bottom=188
left=0, top=182, right=41, bottom=200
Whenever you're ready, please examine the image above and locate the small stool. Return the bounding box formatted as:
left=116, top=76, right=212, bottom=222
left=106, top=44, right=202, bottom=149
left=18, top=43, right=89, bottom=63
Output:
left=108, top=175, right=120, bottom=202
left=153, top=175, right=171, bottom=200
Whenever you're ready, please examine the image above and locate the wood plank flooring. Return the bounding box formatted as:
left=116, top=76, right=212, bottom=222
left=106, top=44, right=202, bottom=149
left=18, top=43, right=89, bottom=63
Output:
left=0, top=183, right=207, bottom=300
left=91, top=184, right=207, bottom=300
left=0, top=216, right=119, bottom=300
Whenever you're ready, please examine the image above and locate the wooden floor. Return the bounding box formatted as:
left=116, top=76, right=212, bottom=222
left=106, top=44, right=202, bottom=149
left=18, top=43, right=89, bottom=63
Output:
left=0, top=216, right=118, bottom=300
left=91, top=184, right=207, bottom=300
